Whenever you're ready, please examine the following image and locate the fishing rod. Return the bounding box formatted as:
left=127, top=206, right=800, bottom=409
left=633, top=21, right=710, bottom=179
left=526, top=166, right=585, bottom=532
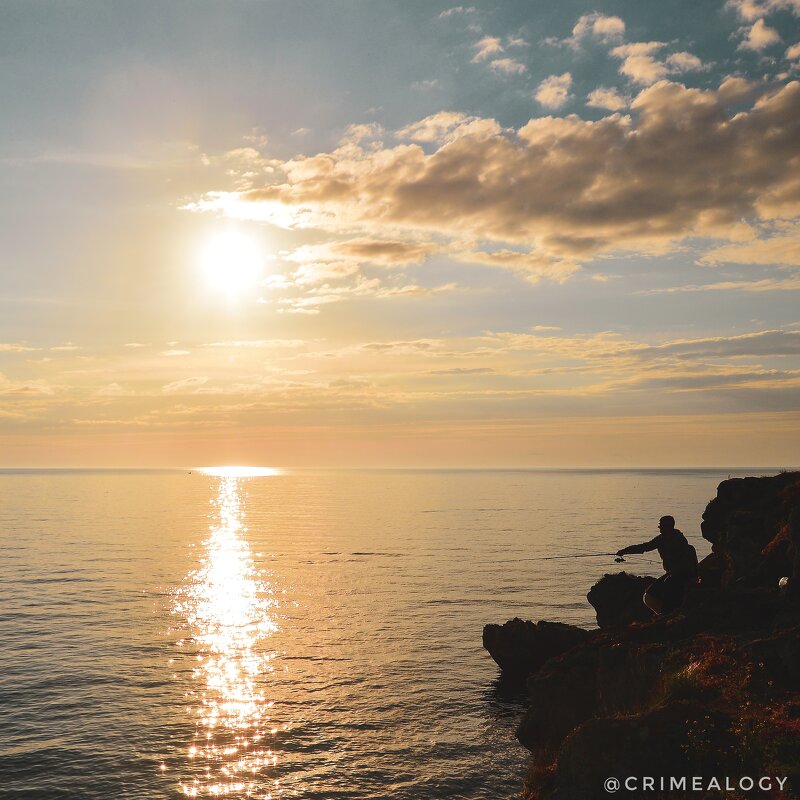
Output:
left=530, top=551, right=620, bottom=561
left=500, top=552, right=660, bottom=564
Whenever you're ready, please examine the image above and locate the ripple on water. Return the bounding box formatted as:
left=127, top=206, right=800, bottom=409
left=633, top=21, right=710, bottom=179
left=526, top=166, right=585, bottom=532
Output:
left=2, top=467, right=759, bottom=798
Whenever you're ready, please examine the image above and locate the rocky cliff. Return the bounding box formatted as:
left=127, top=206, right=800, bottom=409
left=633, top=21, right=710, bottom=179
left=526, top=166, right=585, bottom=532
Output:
left=483, top=471, right=800, bottom=799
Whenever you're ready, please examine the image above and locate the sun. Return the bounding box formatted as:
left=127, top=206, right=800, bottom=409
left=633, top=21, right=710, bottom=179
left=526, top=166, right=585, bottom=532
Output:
left=198, top=229, right=263, bottom=298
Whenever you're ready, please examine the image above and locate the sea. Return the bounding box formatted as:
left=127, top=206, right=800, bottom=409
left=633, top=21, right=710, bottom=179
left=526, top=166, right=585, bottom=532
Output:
left=0, top=467, right=778, bottom=799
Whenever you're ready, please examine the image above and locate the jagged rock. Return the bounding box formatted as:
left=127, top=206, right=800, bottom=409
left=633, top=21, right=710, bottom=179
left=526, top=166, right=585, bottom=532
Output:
left=697, top=551, right=723, bottom=588
left=482, top=618, right=590, bottom=678
left=586, top=572, right=655, bottom=628
left=517, top=587, right=788, bottom=755
left=487, top=473, right=800, bottom=799
left=517, top=634, right=672, bottom=753
left=701, top=471, right=800, bottom=587
left=529, top=702, right=738, bottom=800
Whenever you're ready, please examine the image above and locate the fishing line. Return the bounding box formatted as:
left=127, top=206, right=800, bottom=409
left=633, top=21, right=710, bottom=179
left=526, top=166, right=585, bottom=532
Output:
left=496, top=552, right=661, bottom=565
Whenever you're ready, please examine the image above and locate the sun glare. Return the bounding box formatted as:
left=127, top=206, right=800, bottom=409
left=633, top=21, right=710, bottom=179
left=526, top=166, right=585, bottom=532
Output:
left=198, top=230, right=263, bottom=298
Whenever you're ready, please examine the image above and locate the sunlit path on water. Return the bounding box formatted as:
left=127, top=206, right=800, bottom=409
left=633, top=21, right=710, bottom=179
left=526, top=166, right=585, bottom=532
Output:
left=172, top=470, right=283, bottom=798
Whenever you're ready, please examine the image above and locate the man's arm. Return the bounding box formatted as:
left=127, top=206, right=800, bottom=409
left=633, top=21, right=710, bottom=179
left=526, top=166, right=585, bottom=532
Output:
left=616, top=535, right=661, bottom=557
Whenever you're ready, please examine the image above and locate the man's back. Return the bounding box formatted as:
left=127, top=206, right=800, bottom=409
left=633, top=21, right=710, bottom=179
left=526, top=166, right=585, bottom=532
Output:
left=652, top=528, right=697, bottom=576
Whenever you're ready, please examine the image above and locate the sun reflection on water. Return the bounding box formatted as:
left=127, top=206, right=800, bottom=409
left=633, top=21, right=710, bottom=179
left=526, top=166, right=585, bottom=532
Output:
left=172, top=475, right=282, bottom=798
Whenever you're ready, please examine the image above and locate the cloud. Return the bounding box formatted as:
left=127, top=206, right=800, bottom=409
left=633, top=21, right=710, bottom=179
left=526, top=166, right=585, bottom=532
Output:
left=586, top=86, right=629, bottom=111
left=561, top=13, right=626, bottom=49
left=439, top=6, right=476, bottom=18
left=535, top=73, right=573, bottom=109
left=632, top=330, right=800, bottom=359
left=192, top=79, right=800, bottom=272
left=274, top=275, right=456, bottom=315
left=738, top=18, right=782, bottom=50
left=666, top=52, right=706, bottom=72
left=0, top=372, right=56, bottom=398
left=263, top=238, right=450, bottom=313
left=96, top=382, right=130, bottom=397
left=590, top=14, right=626, bottom=43
left=610, top=44, right=705, bottom=86
left=490, top=58, right=526, bottom=75
left=726, top=0, right=800, bottom=50
left=642, top=275, right=800, bottom=293
left=162, top=376, right=209, bottom=394
left=611, top=42, right=669, bottom=84
left=727, top=0, right=769, bottom=21
left=203, top=339, right=307, bottom=349
left=286, top=238, right=438, bottom=268
left=472, top=36, right=504, bottom=62
left=700, top=226, right=800, bottom=266
left=411, top=79, right=440, bottom=91
left=451, top=248, right=581, bottom=283
left=342, top=122, right=384, bottom=144
left=329, top=238, right=439, bottom=265
left=507, top=35, right=529, bottom=48
left=429, top=367, right=496, bottom=375
left=717, top=75, right=760, bottom=103
left=727, top=0, right=800, bottom=21
left=471, top=34, right=527, bottom=74
left=396, top=111, right=501, bottom=143
left=0, top=343, right=38, bottom=353
left=787, top=42, right=800, bottom=59
left=375, top=282, right=457, bottom=298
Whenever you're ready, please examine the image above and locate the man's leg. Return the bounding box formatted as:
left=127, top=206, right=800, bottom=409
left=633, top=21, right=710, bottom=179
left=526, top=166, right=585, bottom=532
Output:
left=660, top=574, right=687, bottom=614
left=643, top=575, right=666, bottom=615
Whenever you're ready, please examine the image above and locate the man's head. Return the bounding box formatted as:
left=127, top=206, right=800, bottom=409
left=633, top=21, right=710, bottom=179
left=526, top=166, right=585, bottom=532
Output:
left=658, top=515, right=676, bottom=532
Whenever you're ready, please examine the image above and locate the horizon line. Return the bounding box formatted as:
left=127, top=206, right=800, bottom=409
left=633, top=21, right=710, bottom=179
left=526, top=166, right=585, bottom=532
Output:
left=0, top=465, right=795, bottom=473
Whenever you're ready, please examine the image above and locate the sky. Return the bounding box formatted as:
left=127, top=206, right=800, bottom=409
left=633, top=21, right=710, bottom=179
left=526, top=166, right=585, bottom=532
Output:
left=1, top=0, right=800, bottom=468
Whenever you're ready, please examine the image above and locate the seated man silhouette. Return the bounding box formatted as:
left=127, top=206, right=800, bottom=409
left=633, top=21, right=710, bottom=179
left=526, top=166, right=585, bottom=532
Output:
left=616, top=516, right=698, bottom=615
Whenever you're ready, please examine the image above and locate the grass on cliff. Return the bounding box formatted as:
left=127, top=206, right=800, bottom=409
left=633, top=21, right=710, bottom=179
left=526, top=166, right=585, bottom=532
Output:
left=658, top=634, right=800, bottom=785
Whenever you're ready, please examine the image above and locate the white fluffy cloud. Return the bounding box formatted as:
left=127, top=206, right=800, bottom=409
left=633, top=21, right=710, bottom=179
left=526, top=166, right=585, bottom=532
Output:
left=190, top=79, right=800, bottom=274
left=611, top=42, right=668, bottom=84
left=586, top=86, right=629, bottom=111
left=700, top=225, right=800, bottom=266
left=470, top=34, right=527, bottom=75
left=490, top=58, right=526, bottom=75
left=472, top=36, right=504, bottom=62
left=666, top=52, right=705, bottom=72
left=396, top=112, right=501, bottom=143
left=727, top=0, right=800, bottom=20
left=610, top=43, right=706, bottom=85
left=739, top=18, right=782, bottom=50
left=563, top=13, right=626, bottom=48
left=726, top=0, right=799, bottom=50
left=535, top=73, right=573, bottom=109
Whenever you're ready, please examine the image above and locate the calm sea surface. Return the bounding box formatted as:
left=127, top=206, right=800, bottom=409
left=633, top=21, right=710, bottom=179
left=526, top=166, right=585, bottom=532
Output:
left=0, top=468, right=777, bottom=799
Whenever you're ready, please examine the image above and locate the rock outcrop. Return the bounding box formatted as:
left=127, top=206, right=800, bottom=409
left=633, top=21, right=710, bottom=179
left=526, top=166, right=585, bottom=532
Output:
left=483, top=471, right=800, bottom=800
left=482, top=618, right=590, bottom=678
left=586, top=572, right=655, bottom=628
left=701, top=471, right=800, bottom=587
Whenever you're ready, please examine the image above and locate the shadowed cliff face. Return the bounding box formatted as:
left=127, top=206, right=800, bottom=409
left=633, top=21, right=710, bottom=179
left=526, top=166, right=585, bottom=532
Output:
left=482, top=619, right=590, bottom=678
left=483, top=472, right=800, bottom=800
left=586, top=572, right=655, bottom=628
left=701, top=472, right=800, bottom=588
